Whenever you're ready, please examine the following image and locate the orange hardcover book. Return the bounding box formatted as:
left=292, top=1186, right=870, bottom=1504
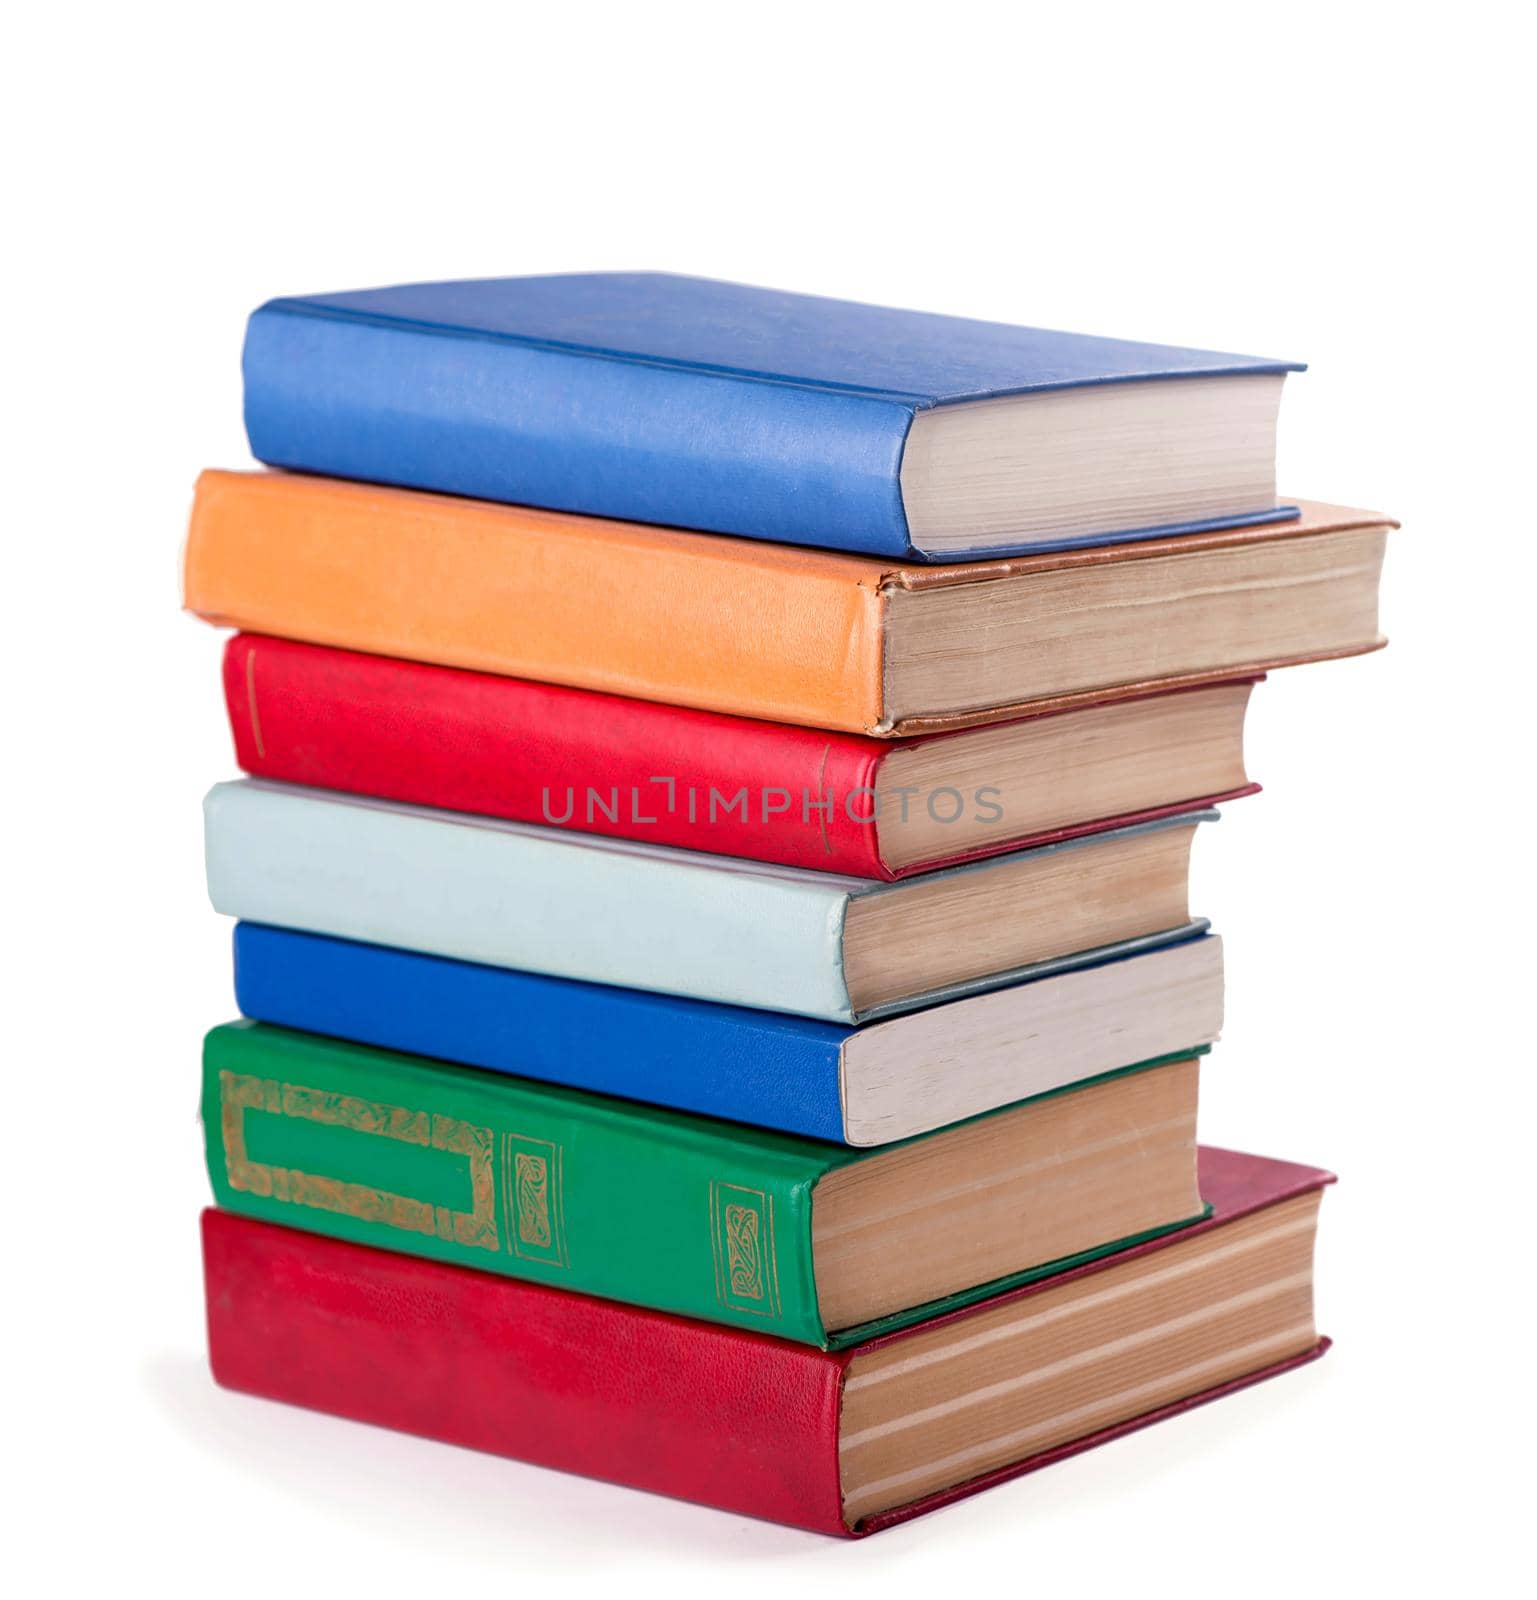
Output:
left=183, top=470, right=1391, bottom=736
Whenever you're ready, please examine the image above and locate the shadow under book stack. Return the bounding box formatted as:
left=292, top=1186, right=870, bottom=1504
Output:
left=186, top=274, right=1393, bottom=1537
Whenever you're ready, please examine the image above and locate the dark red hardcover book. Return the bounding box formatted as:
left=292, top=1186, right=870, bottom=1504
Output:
left=203, top=1147, right=1331, bottom=1536
left=223, top=634, right=1259, bottom=879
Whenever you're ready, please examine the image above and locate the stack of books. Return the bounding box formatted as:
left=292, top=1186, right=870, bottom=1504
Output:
left=185, top=274, right=1392, bottom=1536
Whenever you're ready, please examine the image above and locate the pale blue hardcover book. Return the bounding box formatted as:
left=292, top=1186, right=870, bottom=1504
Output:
left=204, top=780, right=1216, bottom=1025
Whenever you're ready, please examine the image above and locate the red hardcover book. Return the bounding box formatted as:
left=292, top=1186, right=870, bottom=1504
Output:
left=203, top=1146, right=1331, bottom=1535
left=224, top=634, right=1260, bottom=879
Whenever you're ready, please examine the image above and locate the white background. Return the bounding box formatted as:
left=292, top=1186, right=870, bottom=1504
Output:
left=8, top=3, right=1531, bottom=1593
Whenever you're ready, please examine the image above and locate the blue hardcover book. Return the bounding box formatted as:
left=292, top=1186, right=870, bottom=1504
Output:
left=232, top=924, right=1223, bottom=1147
left=243, top=273, right=1303, bottom=561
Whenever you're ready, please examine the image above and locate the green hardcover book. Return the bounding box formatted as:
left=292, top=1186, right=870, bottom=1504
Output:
left=203, top=1021, right=1208, bottom=1348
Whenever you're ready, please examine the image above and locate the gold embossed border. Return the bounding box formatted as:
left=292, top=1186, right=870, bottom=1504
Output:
left=709, top=1181, right=781, bottom=1320
left=220, top=1069, right=499, bottom=1251
left=502, top=1131, right=568, bottom=1267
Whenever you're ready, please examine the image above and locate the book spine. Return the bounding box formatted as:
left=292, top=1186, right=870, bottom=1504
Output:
left=202, top=1210, right=852, bottom=1535
left=244, top=303, right=919, bottom=557
left=225, top=635, right=893, bottom=878
left=203, top=1023, right=834, bottom=1343
left=184, top=471, right=891, bottom=734
left=205, top=780, right=860, bottom=1021
left=233, top=924, right=853, bottom=1142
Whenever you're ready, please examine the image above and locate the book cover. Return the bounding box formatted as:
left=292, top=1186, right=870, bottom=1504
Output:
left=204, top=779, right=1213, bottom=1024
left=202, top=1146, right=1332, bottom=1535
left=242, top=274, right=1300, bottom=560
left=231, top=923, right=1223, bottom=1145
left=201, top=1020, right=1207, bottom=1346
left=224, top=633, right=1260, bottom=878
left=184, top=470, right=1392, bottom=736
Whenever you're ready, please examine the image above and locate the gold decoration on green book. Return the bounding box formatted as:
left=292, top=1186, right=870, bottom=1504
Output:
left=503, top=1132, right=569, bottom=1267
left=710, top=1181, right=781, bottom=1320
left=516, top=1155, right=551, bottom=1246
left=726, top=1205, right=762, bottom=1297
left=219, top=1069, right=499, bottom=1251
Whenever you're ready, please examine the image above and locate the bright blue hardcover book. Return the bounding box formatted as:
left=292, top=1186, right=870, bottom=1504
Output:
left=243, top=273, right=1303, bottom=561
left=231, top=922, right=1225, bottom=1147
